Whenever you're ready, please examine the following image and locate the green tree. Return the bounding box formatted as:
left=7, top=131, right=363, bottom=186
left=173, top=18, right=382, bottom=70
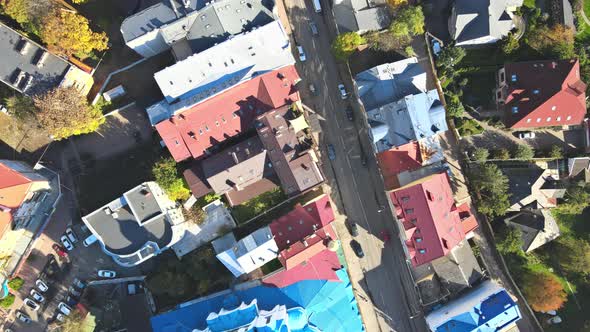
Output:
left=33, top=86, right=104, bottom=140
left=7, top=277, right=24, bottom=291
left=1, top=0, right=29, bottom=25
left=513, top=144, right=534, bottom=160
left=500, top=32, right=519, bottom=54
left=549, top=145, right=563, bottom=159
left=5, top=94, right=35, bottom=121
left=527, top=25, right=575, bottom=59
left=492, top=148, right=510, bottom=160
left=152, top=157, right=190, bottom=201
left=496, top=227, right=524, bottom=255
left=556, top=236, right=590, bottom=275
left=436, top=46, right=466, bottom=69
left=389, top=20, right=409, bottom=37
left=560, top=185, right=590, bottom=214
left=60, top=310, right=96, bottom=332
left=0, top=294, right=15, bottom=308
left=331, top=32, right=365, bottom=61
left=472, top=147, right=489, bottom=162
left=397, top=5, right=425, bottom=35
left=183, top=205, right=206, bottom=225
left=445, top=97, right=465, bottom=118
left=470, top=163, right=511, bottom=218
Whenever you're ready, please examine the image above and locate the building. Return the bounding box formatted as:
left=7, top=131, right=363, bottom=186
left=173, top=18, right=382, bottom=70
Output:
left=449, top=0, right=523, bottom=46
left=0, top=160, right=60, bottom=281
left=426, top=280, right=522, bottom=332
left=567, top=157, right=590, bottom=183
left=355, top=58, right=427, bottom=112
left=0, top=22, right=94, bottom=96
left=120, top=0, right=276, bottom=58
left=389, top=172, right=476, bottom=267
left=150, top=268, right=363, bottom=332
left=255, top=105, right=324, bottom=196
left=213, top=226, right=279, bottom=277
left=504, top=209, right=560, bottom=252
left=367, top=89, right=447, bottom=152
left=82, top=182, right=186, bottom=267
left=500, top=164, right=565, bottom=212
left=496, top=59, right=587, bottom=129
left=155, top=64, right=300, bottom=161
left=332, top=0, right=391, bottom=33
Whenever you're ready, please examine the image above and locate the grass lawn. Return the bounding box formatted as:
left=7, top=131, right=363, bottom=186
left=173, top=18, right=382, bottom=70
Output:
left=454, top=117, right=484, bottom=137
left=584, top=0, right=590, bottom=19
left=523, top=0, right=536, bottom=8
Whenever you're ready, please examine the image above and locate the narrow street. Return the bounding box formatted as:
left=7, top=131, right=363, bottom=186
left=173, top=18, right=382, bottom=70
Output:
left=279, top=0, right=428, bottom=330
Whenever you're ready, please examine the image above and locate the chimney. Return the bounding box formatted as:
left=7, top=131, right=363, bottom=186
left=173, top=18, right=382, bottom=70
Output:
left=231, top=152, right=239, bottom=164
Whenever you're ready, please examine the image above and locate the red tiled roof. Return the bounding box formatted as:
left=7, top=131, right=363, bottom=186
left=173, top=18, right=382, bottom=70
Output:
left=377, top=142, right=423, bottom=190
left=262, top=249, right=341, bottom=288
left=269, top=194, right=335, bottom=251
left=389, top=172, right=466, bottom=267
left=457, top=202, right=478, bottom=235
left=156, top=65, right=301, bottom=161
left=0, top=162, right=34, bottom=238
left=503, top=59, right=586, bottom=129
left=279, top=224, right=336, bottom=269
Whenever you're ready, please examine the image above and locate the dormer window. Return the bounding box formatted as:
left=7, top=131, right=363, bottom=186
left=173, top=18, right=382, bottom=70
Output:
left=511, top=106, right=518, bottom=114
left=405, top=208, right=414, bottom=214
left=533, top=89, right=540, bottom=94
left=415, top=237, right=422, bottom=243
left=419, top=249, right=427, bottom=254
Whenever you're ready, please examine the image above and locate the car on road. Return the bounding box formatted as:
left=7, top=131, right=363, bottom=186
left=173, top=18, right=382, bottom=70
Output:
left=309, top=21, right=318, bottom=36
left=52, top=243, right=68, bottom=258
left=36, top=279, right=49, bottom=292
left=30, top=289, right=45, bottom=303
left=309, top=83, right=318, bottom=96
left=60, top=235, right=74, bottom=251
left=98, top=270, right=117, bottom=278
left=350, top=240, right=365, bottom=258
left=16, top=311, right=31, bottom=324
left=72, top=278, right=86, bottom=290
left=83, top=234, right=97, bottom=247
left=65, top=227, right=78, bottom=244
left=338, top=84, right=348, bottom=99
left=58, top=302, right=72, bottom=315
left=327, top=144, right=336, bottom=161
left=347, top=221, right=359, bottom=237
left=344, top=105, right=353, bottom=121
left=296, top=45, right=306, bottom=62
left=69, top=286, right=82, bottom=298
left=516, top=131, right=535, bottom=139
left=24, top=298, right=40, bottom=311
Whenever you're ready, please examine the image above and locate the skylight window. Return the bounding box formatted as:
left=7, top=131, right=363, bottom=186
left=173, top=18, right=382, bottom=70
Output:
left=511, top=74, right=517, bottom=82
left=419, top=249, right=427, bottom=254
left=511, top=106, right=518, bottom=114
left=533, top=89, right=540, bottom=94
left=405, top=208, right=414, bottom=214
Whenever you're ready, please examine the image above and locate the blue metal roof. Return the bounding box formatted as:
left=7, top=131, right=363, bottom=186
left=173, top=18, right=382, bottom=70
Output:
left=151, top=268, right=364, bottom=332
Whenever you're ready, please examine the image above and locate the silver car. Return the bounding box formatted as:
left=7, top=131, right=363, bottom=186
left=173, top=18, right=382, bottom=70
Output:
left=338, top=84, right=348, bottom=99
left=60, top=235, right=74, bottom=251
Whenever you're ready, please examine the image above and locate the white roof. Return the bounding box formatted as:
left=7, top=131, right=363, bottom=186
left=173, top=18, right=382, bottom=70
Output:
left=154, top=20, right=294, bottom=103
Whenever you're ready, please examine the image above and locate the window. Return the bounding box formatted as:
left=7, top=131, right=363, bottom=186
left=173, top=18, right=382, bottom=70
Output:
left=405, top=208, right=414, bottom=214
left=426, top=191, right=434, bottom=201
left=221, top=116, right=226, bottom=123
left=415, top=237, right=422, bottom=243
left=511, top=106, right=519, bottom=114
left=500, top=72, right=505, bottom=82
left=526, top=118, right=531, bottom=123
left=419, top=249, right=427, bottom=254
left=511, top=74, right=517, bottom=82
left=205, top=125, right=210, bottom=131
left=401, top=196, right=410, bottom=202
left=233, top=112, right=238, bottom=118
left=567, top=115, right=572, bottom=121
left=536, top=118, right=541, bottom=123
left=199, top=129, right=203, bottom=135
left=533, top=89, right=540, bottom=94
left=215, top=121, right=220, bottom=127
left=410, top=218, right=417, bottom=224
left=442, top=238, right=449, bottom=249
left=557, top=116, right=561, bottom=122
left=551, top=106, right=557, bottom=111
left=547, top=117, right=551, bottom=122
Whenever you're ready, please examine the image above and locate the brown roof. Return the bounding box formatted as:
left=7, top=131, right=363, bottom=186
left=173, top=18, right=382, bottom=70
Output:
left=225, top=176, right=280, bottom=206
left=183, top=163, right=213, bottom=198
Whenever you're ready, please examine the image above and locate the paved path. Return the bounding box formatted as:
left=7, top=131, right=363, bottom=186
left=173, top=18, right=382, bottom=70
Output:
left=580, top=9, right=590, bottom=27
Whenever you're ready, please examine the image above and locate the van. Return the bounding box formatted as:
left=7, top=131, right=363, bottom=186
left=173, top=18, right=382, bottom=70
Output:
left=83, top=234, right=97, bottom=247
left=312, top=0, right=321, bottom=13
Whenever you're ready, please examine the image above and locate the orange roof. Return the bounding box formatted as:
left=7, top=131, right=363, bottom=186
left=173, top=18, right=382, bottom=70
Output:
left=0, top=162, right=32, bottom=209
left=377, top=142, right=423, bottom=190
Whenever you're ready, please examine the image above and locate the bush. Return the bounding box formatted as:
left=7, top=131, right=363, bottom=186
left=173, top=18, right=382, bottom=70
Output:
left=0, top=294, right=15, bottom=308
left=513, top=144, right=534, bottom=160
left=549, top=145, right=563, bottom=159
left=455, top=117, right=483, bottom=136
left=8, top=277, right=24, bottom=291
left=496, top=227, right=524, bottom=255
left=152, top=157, right=190, bottom=201
left=331, top=32, right=365, bottom=61
left=472, top=147, right=489, bottom=162
left=492, top=148, right=510, bottom=160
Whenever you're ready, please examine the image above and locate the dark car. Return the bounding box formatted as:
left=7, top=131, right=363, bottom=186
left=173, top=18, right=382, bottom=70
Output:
left=350, top=240, right=364, bottom=258
left=52, top=244, right=68, bottom=258
left=347, top=221, right=359, bottom=237
left=344, top=105, right=353, bottom=121
left=360, top=152, right=367, bottom=166
left=327, top=144, right=336, bottom=161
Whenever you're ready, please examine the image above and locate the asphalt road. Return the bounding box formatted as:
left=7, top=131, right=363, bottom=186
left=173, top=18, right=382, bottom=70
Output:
left=280, top=0, right=429, bottom=331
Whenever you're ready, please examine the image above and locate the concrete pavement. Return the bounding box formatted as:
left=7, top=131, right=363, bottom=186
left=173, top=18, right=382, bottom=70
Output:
left=279, top=0, right=428, bottom=330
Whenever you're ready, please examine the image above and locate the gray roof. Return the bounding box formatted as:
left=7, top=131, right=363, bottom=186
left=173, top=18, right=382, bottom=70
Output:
left=367, top=89, right=447, bottom=152
left=451, top=0, right=522, bottom=45
left=355, top=58, right=427, bottom=111
left=333, top=0, right=390, bottom=33
left=504, top=209, right=560, bottom=252
left=501, top=165, right=545, bottom=208
left=431, top=239, right=483, bottom=295
left=568, top=157, right=590, bottom=181
left=0, top=22, right=70, bottom=95
left=354, top=7, right=391, bottom=32
left=126, top=185, right=162, bottom=224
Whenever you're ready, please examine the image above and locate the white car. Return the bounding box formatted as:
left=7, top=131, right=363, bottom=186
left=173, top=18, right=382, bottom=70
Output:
left=65, top=227, right=78, bottom=244
left=58, top=302, right=71, bottom=315
left=23, top=298, right=40, bottom=311
left=83, top=234, right=97, bottom=247
left=60, top=235, right=74, bottom=251
left=16, top=311, right=31, bottom=323
left=98, top=270, right=116, bottom=278
left=517, top=131, right=535, bottom=139
left=297, top=45, right=306, bottom=62
left=35, top=279, right=48, bottom=292
left=338, top=84, right=348, bottom=99
left=56, top=313, right=66, bottom=322
left=30, top=289, right=45, bottom=303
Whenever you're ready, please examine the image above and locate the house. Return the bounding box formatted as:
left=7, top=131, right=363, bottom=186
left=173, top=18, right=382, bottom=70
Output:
left=504, top=209, right=560, bottom=252
left=426, top=280, right=521, bottom=332
left=0, top=160, right=60, bottom=281
left=150, top=268, right=363, bottom=332
left=0, top=22, right=94, bottom=96
left=496, top=59, right=587, bottom=129
left=213, top=226, right=279, bottom=277
left=567, top=157, right=590, bottom=183
left=82, top=182, right=186, bottom=267
left=449, top=0, right=523, bottom=46
left=120, top=0, right=276, bottom=58
left=255, top=105, right=324, bottom=196
left=332, top=0, right=391, bottom=33
left=155, top=64, right=300, bottom=161
left=500, top=164, right=565, bottom=212
left=367, top=89, right=447, bottom=152
left=389, top=172, right=476, bottom=267
left=355, top=58, right=427, bottom=112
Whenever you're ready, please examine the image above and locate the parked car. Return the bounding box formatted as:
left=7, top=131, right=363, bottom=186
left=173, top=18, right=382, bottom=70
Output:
left=344, top=105, right=353, bottom=121
left=517, top=131, right=535, bottom=139
left=297, top=45, right=306, bottom=62
left=60, top=235, right=74, bottom=251
left=360, top=152, right=367, bottom=166
left=65, top=295, right=77, bottom=306
left=16, top=311, right=31, bottom=324
left=72, top=278, right=86, bottom=290
left=83, top=234, right=97, bottom=247
left=309, top=21, right=318, bottom=36
left=56, top=313, right=65, bottom=322
left=35, top=279, right=49, bottom=292
left=338, top=84, right=348, bottom=99
left=309, top=83, right=318, bottom=96
left=58, top=302, right=71, bottom=316
left=347, top=221, right=359, bottom=237
left=68, top=286, right=82, bottom=298
left=98, top=270, right=116, bottom=278
left=52, top=243, right=68, bottom=258
left=65, top=227, right=78, bottom=244
left=30, top=289, right=45, bottom=303
left=327, top=144, right=336, bottom=161
left=350, top=240, right=365, bottom=258
left=23, top=298, right=40, bottom=311
left=432, top=40, right=441, bottom=56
